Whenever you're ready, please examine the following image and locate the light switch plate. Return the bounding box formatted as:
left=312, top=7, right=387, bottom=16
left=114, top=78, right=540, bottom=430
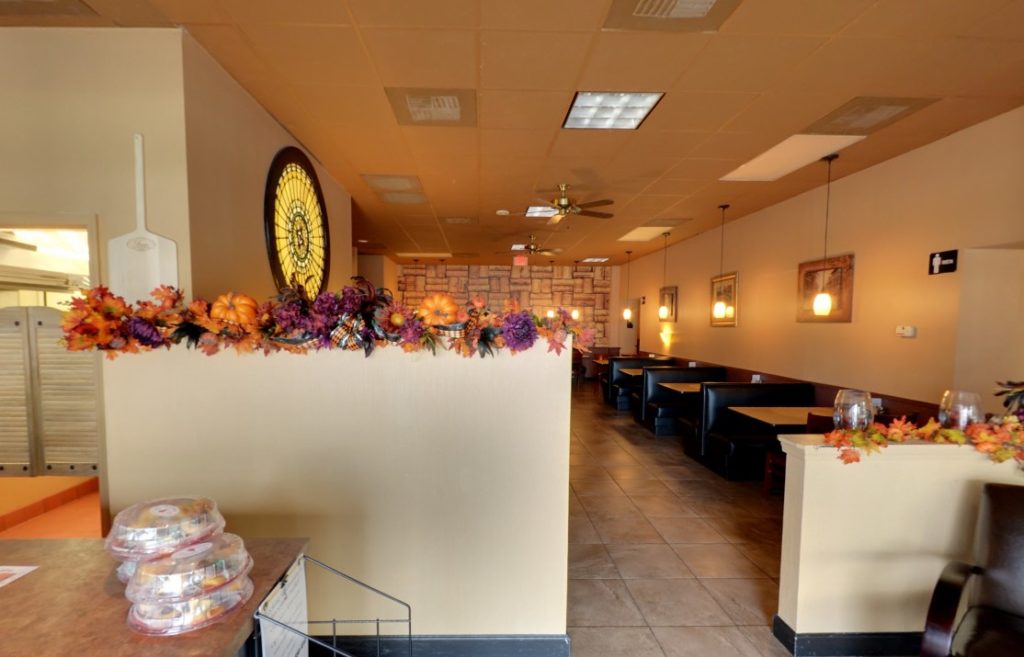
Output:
left=751, top=374, right=763, bottom=383
left=896, top=325, right=918, bottom=338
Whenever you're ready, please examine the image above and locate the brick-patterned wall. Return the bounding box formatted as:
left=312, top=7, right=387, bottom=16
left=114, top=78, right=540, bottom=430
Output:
left=398, top=264, right=611, bottom=341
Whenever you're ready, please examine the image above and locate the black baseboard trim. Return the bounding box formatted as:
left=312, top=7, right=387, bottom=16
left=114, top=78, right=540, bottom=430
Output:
left=306, top=634, right=570, bottom=657
left=772, top=615, right=922, bottom=656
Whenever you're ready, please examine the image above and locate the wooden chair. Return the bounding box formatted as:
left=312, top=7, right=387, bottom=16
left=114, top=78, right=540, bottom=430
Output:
left=920, top=483, right=1024, bottom=656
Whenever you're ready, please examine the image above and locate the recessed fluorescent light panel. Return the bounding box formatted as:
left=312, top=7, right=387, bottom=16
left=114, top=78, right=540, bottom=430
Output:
left=720, top=134, right=866, bottom=182
left=510, top=244, right=528, bottom=251
left=581, top=257, right=610, bottom=263
left=526, top=206, right=560, bottom=218
left=618, top=226, right=678, bottom=242
left=563, top=91, right=664, bottom=130
left=443, top=216, right=476, bottom=225
left=604, top=0, right=742, bottom=32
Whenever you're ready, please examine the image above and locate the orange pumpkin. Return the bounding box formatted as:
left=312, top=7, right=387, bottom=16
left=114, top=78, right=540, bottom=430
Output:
left=210, top=292, right=259, bottom=326
left=418, top=293, right=459, bottom=326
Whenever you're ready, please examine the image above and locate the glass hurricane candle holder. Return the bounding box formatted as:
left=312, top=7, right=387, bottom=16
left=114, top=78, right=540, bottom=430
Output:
left=938, top=390, right=983, bottom=430
left=833, top=389, right=874, bottom=430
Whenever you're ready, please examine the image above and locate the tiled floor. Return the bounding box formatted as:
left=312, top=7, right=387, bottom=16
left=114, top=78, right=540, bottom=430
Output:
left=568, top=385, right=791, bottom=657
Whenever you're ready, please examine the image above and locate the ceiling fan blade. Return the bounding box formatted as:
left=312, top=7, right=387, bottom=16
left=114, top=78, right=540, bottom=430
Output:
left=578, top=210, right=614, bottom=219
left=537, top=248, right=562, bottom=256
left=576, top=198, right=613, bottom=209
left=546, top=213, right=567, bottom=226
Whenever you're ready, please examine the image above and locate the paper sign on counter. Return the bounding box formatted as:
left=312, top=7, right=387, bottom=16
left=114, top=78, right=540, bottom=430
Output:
left=0, top=566, right=37, bottom=589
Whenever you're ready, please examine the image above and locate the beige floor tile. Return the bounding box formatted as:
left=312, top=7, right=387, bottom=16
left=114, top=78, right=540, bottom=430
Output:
left=671, top=544, right=768, bottom=579
left=702, top=517, right=782, bottom=545
left=685, top=498, right=756, bottom=519
left=568, top=627, right=666, bottom=657
left=735, top=625, right=792, bottom=657
left=648, top=517, right=726, bottom=544
left=568, top=579, right=647, bottom=627
left=652, top=626, right=761, bottom=657
left=625, top=578, right=733, bottom=626
left=616, top=479, right=675, bottom=496
left=629, top=494, right=698, bottom=518
left=606, top=544, right=694, bottom=579
left=572, top=478, right=626, bottom=497
left=570, top=544, right=621, bottom=579
left=571, top=466, right=615, bottom=481
left=734, top=543, right=781, bottom=579
left=605, top=465, right=658, bottom=480
left=592, top=514, right=666, bottom=544
left=651, top=465, right=713, bottom=481
left=700, top=578, right=780, bottom=625
left=570, top=515, right=603, bottom=544
left=579, top=495, right=640, bottom=519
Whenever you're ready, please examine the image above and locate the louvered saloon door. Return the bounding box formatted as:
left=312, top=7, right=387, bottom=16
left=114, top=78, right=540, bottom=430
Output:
left=0, top=307, right=101, bottom=476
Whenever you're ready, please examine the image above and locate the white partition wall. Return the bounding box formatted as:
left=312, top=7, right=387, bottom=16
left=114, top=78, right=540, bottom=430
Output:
left=102, top=346, right=571, bottom=636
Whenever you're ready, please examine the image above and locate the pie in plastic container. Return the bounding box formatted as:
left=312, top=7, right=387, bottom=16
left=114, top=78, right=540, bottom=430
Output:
left=127, top=575, right=254, bottom=636
left=126, top=533, right=253, bottom=604
left=106, top=497, right=226, bottom=561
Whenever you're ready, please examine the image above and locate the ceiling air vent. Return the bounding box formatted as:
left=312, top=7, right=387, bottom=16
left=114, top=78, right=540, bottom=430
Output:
left=633, top=0, right=717, bottom=19
left=804, top=97, right=938, bottom=136
left=604, top=0, right=741, bottom=32
left=385, top=88, right=477, bottom=127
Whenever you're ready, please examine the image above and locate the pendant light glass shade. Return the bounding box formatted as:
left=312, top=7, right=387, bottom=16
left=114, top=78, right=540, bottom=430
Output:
left=657, top=232, right=670, bottom=320
left=813, top=155, right=838, bottom=317
left=712, top=204, right=734, bottom=319
left=623, top=307, right=632, bottom=321
left=571, top=308, right=580, bottom=321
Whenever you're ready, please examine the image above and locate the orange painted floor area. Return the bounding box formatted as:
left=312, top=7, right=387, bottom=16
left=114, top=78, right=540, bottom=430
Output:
left=0, top=492, right=102, bottom=539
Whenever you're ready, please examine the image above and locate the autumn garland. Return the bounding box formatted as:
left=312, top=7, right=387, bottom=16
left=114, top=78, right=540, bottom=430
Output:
left=61, top=282, right=596, bottom=359
left=823, top=407, right=1024, bottom=468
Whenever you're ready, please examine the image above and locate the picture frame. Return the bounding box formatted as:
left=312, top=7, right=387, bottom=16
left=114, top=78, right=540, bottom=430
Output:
left=658, top=286, right=677, bottom=323
left=797, top=254, right=854, bottom=322
left=710, top=272, right=738, bottom=327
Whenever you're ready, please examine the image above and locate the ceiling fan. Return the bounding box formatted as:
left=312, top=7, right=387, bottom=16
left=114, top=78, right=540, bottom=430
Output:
left=544, top=183, right=614, bottom=225
left=502, top=234, right=562, bottom=257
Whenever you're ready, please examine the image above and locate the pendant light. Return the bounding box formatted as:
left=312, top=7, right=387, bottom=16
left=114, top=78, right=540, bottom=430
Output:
left=622, top=250, right=633, bottom=321
left=657, top=232, right=671, bottom=320
left=570, top=260, right=580, bottom=321
left=712, top=204, right=731, bottom=320
left=813, top=154, right=838, bottom=317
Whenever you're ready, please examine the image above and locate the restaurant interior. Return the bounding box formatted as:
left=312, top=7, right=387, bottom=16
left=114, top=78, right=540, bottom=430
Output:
left=1, top=2, right=1023, bottom=656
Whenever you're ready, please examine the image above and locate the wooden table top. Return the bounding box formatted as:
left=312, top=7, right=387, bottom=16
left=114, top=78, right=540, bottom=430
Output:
left=729, top=406, right=834, bottom=427
left=658, top=382, right=702, bottom=394
left=593, top=357, right=609, bottom=366
left=0, top=537, right=307, bottom=657
left=619, top=368, right=645, bottom=376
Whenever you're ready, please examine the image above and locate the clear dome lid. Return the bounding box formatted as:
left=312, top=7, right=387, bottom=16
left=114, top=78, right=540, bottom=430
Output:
left=127, top=575, right=253, bottom=636
left=126, top=533, right=252, bottom=604
left=106, top=497, right=225, bottom=561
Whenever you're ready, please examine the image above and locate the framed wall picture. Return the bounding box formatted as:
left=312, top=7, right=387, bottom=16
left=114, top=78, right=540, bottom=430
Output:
left=710, top=272, right=737, bottom=327
left=797, top=254, right=854, bottom=322
left=658, top=286, right=677, bottom=322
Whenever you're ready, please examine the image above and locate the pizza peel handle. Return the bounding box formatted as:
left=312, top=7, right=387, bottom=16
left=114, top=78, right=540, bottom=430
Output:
left=106, top=133, right=179, bottom=304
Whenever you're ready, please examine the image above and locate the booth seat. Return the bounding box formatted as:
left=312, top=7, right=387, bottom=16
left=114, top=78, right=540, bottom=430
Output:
left=628, top=367, right=727, bottom=435
left=601, top=356, right=673, bottom=410
left=687, top=382, right=815, bottom=479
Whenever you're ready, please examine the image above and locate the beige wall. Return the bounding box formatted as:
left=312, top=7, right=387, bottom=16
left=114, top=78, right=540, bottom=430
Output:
left=779, top=435, right=1024, bottom=634
left=955, top=248, right=1024, bottom=415
left=102, top=347, right=570, bottom=635
left=181, top=33, right=353, bottom=300
left=0, top=28, right=192, bottom=295
left=356, top=253, right=399, bottom=294
left=623, top=106, right=1024, bottom=404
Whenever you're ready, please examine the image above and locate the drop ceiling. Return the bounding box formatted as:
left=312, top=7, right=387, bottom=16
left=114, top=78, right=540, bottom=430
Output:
left=6, top=0, right=1024, bottom=264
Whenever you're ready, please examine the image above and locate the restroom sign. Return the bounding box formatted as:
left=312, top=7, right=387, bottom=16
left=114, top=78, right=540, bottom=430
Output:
left=928, top=249, right=957, bottom=275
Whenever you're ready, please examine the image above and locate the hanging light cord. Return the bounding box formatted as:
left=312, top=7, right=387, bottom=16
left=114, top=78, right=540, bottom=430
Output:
left=822, top=154, right=837, bottom=262
left=718, top=204, right=729, bottom=276
left=662, top=233, right=668, bottom=285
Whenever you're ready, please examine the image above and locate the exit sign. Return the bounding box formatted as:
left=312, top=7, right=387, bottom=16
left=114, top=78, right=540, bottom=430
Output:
left=928, top=249, right=957, bottom=275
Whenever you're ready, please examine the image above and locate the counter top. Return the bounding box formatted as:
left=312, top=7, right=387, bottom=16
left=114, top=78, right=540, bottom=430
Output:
left=0, top=537, right=307, bottom=657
